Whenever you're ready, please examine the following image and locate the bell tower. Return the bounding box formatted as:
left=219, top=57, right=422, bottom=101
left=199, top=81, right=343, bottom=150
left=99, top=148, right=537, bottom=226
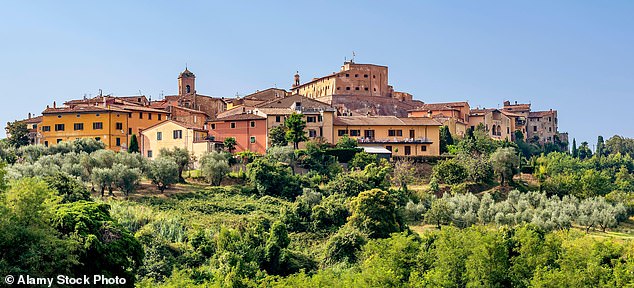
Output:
left=178, top=67, right=196, bottom=96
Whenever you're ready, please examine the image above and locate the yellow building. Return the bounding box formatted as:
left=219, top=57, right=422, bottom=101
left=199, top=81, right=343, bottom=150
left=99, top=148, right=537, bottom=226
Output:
left=333, top=116, right=441, bottom=156
left=39, top=101, right=168, bottom=151
left=139, top=120, right=221, bottom=166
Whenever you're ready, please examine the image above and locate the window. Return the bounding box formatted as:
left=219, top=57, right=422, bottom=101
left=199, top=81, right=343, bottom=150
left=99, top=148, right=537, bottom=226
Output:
left=250, top=121, right=256, bottom=127
left=364, top=87, right=369, bottom=91
left=307, top=116, right=316, bottom=123
left=148, top=113, right=152, bottom=120
left=74, top=123, right=84, bottom=131
left=355, top=87, right=360, bottom=91
left=549, top=127, right=552, bottom=132
left=128, top=128, right=132, bottom=135
left=338, top=130, right=347, bottom=136
left=116, top=122, right=123, bottom=130
left=211, top=124, right=216, bottom=130
left=157, top=132, right=162, bottom=141
left=507, top=127, right=510, bottom=134
left=95, top=137, right=101, bottom=142
left=533, top=126, right=537, bottom=132
left=364, top=74, right=368, bottom=78
left=388, top=130, right=403, bottom=137
left=373, top=88, right=376, bottom=91
left=173, top=130, right=183, bottom=139
left=422, top=146, right=427, bottom=152
left=385, top=145, right=392, bottom=151
left=405, top=146, right=411, bottom=156
left=116, top=138, right=121, bottom=147
left=548, top=117, right=552, bottom=122
left=250, top=136, right=256, bottom=143
left=57, top=115, right=62, bottom=118
left=57, top=139, right=63, bottom=144
left=76, top=114, right=80, bottom=118
left=275, top=116, right=281, bottom=122
left=186, top=85, right=191, bottom=93
left=309, top=130, right=317, bottom=138
left=230, top=122, right=236, bottom=129
left=346, top=87, right=351, bottom=90
left=318, top=115, right=323, bottom=122
left=139, top=113, right=143, bottom=119
left=93, top=122, right=103, bottom=130
left=158, top=114, right=162, bottom=120
left=44, top=141, right=49, bottom=147
left=373, top=75, right=376, bottom=78
left=345, top=74, right=350, bottom=77
left=337, top=87, right=341, bottom=90
left=128, top=113, right=132, bottom=118
left=350, top=130, right=361, bottom=136
left=42, top=126, right=51, bottom=132
left=55, top=124, right=65, bottom=131
left=147, top=150, right=153, bottom=158
left=355, top=74, right=359, bottom=77
left=96, top=113, right=100, bottom=117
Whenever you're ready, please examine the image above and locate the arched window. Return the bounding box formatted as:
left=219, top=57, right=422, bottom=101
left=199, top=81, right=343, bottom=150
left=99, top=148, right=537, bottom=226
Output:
left=186, top=85, right=191, bottom=93
left=491, top=125, right=496, bottom=136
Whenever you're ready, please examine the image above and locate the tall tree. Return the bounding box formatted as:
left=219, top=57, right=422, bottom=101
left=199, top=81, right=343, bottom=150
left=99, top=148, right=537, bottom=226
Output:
left=5, top=120, right=30, bottom=148
left=128, top=134, right=139, bottom=153
left=490, top=147, right=520, bottom=186
left=578, top=141, right=593, bottom=160
left=269, top=125, right=288, bottom=147
left=159, top=147, right=191, bottom=182
left=284, top=113, right=308, bottom=149
left=439, top=126, right=453, bottom=154
left=571, top=138, right=578, bottom=158
left=596, top=136, right=605, bottom=157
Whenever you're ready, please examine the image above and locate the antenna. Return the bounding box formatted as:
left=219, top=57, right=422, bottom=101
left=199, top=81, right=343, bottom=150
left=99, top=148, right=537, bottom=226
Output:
left=352, top=51, right=356, bottom=62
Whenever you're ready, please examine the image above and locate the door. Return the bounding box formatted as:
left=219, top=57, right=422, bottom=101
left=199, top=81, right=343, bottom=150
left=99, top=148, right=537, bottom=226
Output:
left=409, top=130, right=415, bottom=139
left=404, top=146, right=411, bottom=156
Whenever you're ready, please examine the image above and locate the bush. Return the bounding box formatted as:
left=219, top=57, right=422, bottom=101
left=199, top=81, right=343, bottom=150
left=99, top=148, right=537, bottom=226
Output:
left=246, top=158, right=303, bottom=200
left=147, top=157, right=179, bottom=193
left=349, top=151, right=378, bottom=170
left=199, top=151, right=230, bottom=186
left=432, top=158, right=468, bottom=185
left=324, top=225, right=367, bottom=264
left=348, top=189, right=405, bottom=239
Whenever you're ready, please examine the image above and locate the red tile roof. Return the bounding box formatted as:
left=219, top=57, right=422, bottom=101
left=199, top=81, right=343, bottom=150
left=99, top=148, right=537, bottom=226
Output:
left=334, top=116, right=441, bottom=126
left=214, top=113, right=266, bottom=121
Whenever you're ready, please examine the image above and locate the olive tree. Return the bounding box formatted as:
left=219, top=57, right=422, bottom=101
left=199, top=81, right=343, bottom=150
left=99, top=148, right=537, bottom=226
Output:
left=199, top=151, right=230, bottom=186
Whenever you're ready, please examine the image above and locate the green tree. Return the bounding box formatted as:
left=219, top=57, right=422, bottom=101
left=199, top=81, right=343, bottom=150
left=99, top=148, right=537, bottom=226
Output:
left=223, top=137, right=237, bottom=154
left=424, top=197, right=452, bottom=229
left=348, top=189, right=404, bottom=239
left=129, top=134, right=140, bottom=153
left=349, top=151, right=378, bottom=170
left=336, top=135, right=358, bottom=149
left=246, top=158, right=302, bottom=199
left=199, top=151, right=230, bottom=186
left=578, top=141, right=592, bottom=160
left=596, top=136, right=606, bottom=157
left=571, top=138, right=578, bottom=158
left=159, top=147, right=191, bottom=183
left=490, top=147, right=519, bottom=186
left=439, top=126, right=454, bottom=154
left=147, top=157, right=179, bottom=193
left=432, top=158, right=468, bottom=185
left=92, top=167, right=115, bottom=196
left=5, top=120, right=30, bottom=148
left=269, top=125, right=288, bottom=147
left=605, top=135, right=634, bottom=156
left=324, top=225, right=367, bottom=264
left=285, top=113, right=308, bottom=149
left=43, top=172, right=90, bottom=203
left=112, top=163, right=141, bottom=196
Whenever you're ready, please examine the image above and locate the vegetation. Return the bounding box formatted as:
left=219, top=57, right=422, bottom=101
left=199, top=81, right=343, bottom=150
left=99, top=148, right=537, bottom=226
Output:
left=285, top=113, right=308, bottom=149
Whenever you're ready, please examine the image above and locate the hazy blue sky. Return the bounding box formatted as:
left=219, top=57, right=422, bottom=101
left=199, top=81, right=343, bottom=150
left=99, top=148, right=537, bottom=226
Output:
left=1, top=1, right=632, bottom=146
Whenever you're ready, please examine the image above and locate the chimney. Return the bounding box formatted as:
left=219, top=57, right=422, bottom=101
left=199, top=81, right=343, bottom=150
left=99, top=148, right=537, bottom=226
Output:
left=28, top=113, right=31, bottom=119
left=515, top=101, right=517, bottom=105
left=53, top=101, right=56, bottom=108
left=103, top=97, right=107, bottom=107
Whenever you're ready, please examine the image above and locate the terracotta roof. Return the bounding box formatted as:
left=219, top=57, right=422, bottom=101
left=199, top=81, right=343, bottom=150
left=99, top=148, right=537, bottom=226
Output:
left=254, top=108, right=294, bottom=115
left=140, top=119, right=206, bottom=132
left=469, top=108, right=499, bottom=116
left=20, top=116, right=43, bottom=124
left=178, top=68, right=195, bottom=78
left=409, top=101, right=469, bottom=112
left=256, top=94, right=335, bottom=111
left=43, top=105, right=128, bottom=114
left=500, top=110, right=525, bottom=117
left=334, top=116, right=441, bottom=126
left=292, top=62, right=388, bottom=90
left=214, top=113, right=266, bottom=121
left=502, top=103, right=531, bottom=111
left=111, top=104, right=167, bottom=113
left=529, top=110, right=556, bottom=117
left=164, top=93, right=223, bottom=101
left=243, top=88, right=287, bottom=101
left=169, top=105, right=209, bottom=116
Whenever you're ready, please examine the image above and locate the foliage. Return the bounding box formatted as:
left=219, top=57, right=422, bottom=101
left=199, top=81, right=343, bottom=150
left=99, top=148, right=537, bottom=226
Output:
left=432, top=158, right=468, bottom=185
left=112, top=163, right=142, bottom=196
left=223, top=137, right=237, bottom=153
left=159, top=147, right=191, bottom=182
left=348, top=151, right=378, bottom=170
left=129, top=134, right=140, bottom=153
left=348, top=189, right=405, bottom=239
left=490, top=147, right=520, bottom=185
left=336, top=135, right=358, bottom=149
left=5, top=120, right=30, bottom=148
left=148, top=157, right=180, bottom=193
left=285, top=113, right=308, bottom=149
left=605, top=135, right=634, bottom=156
left=324, top=225, right=367, bottom=264
left=43, top=172, right=90, bottom=203
left=578, top=141, right=593, bottom=160
left=246, top=158, right=303, bottom=200
left=266, top=146, right=295, bottom=164
left=269, top=125, right=288, bottom=147
left=439, top=125, right=454, bottom=154
left=295, top=141, right=342, bottom=179
left=199, top=151, right=230, bottom=186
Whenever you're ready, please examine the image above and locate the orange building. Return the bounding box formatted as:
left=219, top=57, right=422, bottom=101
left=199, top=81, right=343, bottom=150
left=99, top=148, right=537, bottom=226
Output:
left=209, top=113, right=268, bottom=154
left=408, top=102, right=470, bottom=137
left=39, top=99, right=168, bottom=151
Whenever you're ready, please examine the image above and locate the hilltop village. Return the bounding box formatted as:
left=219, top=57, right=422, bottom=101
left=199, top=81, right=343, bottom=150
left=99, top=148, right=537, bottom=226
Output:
left=12, top=61, right=567, bottom=159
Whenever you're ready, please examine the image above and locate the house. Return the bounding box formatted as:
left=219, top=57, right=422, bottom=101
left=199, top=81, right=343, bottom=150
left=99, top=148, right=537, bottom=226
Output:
left=408, top=102, right=470, bottom=137
left=468, top=108, right=512, bottom=141
left=208, top=113, right=268, bottom=154
left=139, top=120, right=222, bottom=166
left=333, top=116, right=441, bottom=156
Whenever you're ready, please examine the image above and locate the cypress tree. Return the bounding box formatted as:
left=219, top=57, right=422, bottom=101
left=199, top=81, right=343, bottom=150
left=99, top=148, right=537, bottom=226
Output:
left=571, top=138, right=578, bottom=158
left=596, top=136, right=605, bottom=157
left=128, top=134, right=139, bottom=153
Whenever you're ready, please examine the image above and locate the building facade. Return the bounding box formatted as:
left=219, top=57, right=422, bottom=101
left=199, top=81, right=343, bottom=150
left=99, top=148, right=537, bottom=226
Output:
left=333, top=116, right=441, bottom=156
left=208, top=113, right=268, bottom=154
left=468, top=108, right=513, bottom=141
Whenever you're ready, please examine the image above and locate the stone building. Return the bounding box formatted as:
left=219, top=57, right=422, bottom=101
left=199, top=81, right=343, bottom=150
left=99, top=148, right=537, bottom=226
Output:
left=289, top=61, right=423, bottom=117
left=160, top=68, right=227, bottom=120
left=468, top=108, right=513, bottom=141
left=408, top=102, right=470, bottom=137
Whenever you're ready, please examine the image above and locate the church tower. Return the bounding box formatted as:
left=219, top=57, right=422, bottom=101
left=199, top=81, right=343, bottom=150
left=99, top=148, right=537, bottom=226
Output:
left=178, top=67, right=196, bottom=96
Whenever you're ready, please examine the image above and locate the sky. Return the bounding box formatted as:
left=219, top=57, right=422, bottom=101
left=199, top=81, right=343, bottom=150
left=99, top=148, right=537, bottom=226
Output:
left=1, top=1, right=632, bottom=147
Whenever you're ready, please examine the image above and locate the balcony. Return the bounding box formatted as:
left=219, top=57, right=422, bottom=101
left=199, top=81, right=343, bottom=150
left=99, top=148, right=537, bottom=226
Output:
left=355, top=137, right=433, bottom=144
